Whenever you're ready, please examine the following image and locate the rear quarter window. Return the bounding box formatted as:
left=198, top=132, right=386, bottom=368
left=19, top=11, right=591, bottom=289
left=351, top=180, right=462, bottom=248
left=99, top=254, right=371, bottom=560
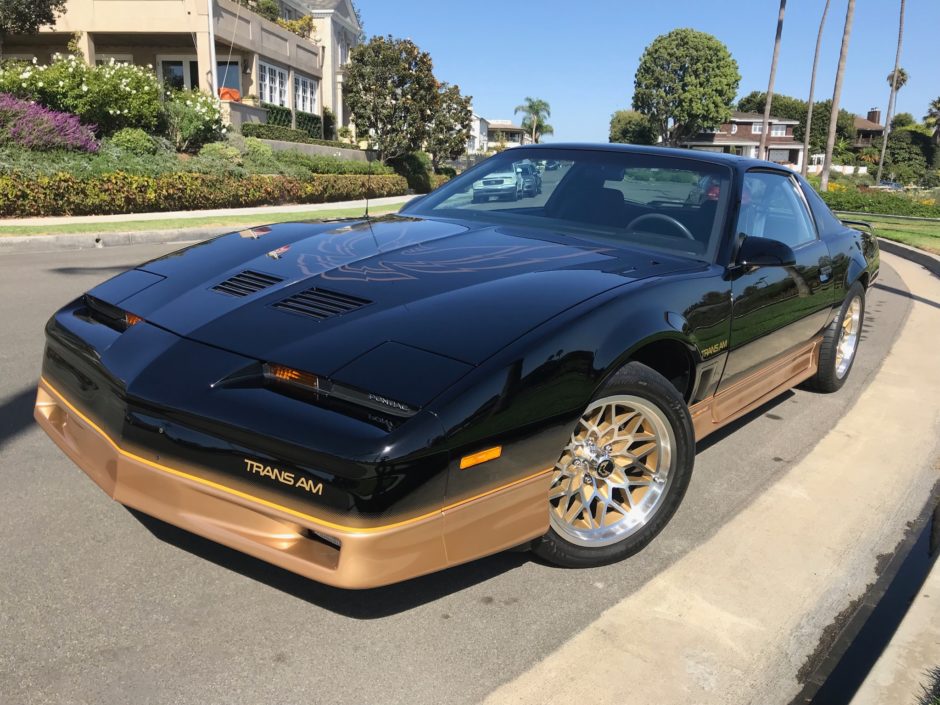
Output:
left=801, top=180, right=845, bottom=235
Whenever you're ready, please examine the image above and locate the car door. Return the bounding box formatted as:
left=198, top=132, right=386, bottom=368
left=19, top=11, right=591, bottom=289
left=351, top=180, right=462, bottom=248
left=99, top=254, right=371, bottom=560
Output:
left=716, top=169, right=834, bottom=394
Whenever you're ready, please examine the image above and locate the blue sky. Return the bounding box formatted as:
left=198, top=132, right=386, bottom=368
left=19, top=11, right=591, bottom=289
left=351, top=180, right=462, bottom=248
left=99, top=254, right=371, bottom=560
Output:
left=355, top=0, right=938, bottom=142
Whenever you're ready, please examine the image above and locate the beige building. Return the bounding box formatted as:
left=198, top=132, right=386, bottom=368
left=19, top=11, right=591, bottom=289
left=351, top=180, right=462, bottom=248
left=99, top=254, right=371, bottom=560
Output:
left=3, top=0, right=361, bottom=132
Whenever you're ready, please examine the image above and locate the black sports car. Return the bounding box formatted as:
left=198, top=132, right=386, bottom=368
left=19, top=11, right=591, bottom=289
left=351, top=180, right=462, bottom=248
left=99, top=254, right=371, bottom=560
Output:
left=35, top=145, right=878, bottom=589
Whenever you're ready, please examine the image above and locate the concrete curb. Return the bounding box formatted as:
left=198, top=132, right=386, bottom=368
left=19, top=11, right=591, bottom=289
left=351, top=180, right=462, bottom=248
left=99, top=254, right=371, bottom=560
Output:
left=0, top=226, right=234, bottom=254
left=877, top=237, right=940, bottom=277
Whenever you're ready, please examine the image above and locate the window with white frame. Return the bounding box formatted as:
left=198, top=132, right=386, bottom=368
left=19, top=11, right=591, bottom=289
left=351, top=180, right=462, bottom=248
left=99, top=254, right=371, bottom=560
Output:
left=294, top=74, right=318, bottom=114
left=751, top=123, right=763, bottom=134
left=96, top=54, right=133, bottom=66
left=259, top=61, right=288, bottom=106
left=771, top=124, right=787, bottom=137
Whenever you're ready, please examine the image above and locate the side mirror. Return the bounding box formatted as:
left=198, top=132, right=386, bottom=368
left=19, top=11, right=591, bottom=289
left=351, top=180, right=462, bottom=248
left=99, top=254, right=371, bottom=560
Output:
left=735, top=235, right=796, bottom=268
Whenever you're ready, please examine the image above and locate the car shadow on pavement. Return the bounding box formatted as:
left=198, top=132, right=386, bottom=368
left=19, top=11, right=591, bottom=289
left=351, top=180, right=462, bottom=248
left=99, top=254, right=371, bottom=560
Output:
left=127, top=508, right=531, bottom=618
left=0, top=384, right=38, bottom=450
left=694, top=390, right=793, bottom=453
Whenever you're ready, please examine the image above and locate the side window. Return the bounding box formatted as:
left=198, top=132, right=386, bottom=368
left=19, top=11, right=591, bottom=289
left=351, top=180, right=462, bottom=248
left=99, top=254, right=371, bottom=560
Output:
left=737, top=172, right=817, bottom=248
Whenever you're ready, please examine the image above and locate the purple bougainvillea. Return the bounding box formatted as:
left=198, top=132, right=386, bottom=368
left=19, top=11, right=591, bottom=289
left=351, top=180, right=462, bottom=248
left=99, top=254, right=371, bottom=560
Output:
left=0, top=93, right=98, bottom=153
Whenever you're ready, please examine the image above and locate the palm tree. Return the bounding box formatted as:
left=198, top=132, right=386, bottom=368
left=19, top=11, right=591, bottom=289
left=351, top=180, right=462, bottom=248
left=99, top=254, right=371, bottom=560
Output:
left=514, top=97, right=553, bottom=143
left=820, top=0, right=855, bottom=193
left=801, top=0, right=831, bottom=177
left=759, top=0, right=787, bottom=161
left=925, top=97, right=940, bottom=145
left=876, top=1, right=907, bottom=184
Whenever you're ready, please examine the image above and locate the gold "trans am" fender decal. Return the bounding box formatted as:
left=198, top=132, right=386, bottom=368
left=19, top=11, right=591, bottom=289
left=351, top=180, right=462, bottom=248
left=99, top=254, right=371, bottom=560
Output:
left=243, top=458, right=323, bottom=495
left=701, top=339, right=729, bottom=358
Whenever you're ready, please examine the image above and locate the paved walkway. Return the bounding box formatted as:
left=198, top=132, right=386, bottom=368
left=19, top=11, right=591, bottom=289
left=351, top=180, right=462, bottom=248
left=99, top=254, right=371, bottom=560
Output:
left=0, top=195, right=414, bottom=227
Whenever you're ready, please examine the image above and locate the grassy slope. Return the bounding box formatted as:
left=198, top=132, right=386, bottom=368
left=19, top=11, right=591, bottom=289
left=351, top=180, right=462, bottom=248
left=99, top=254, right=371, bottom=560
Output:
left=0, top=203, right=402, bottom=237
left=836, top=213, right=940, bottom=255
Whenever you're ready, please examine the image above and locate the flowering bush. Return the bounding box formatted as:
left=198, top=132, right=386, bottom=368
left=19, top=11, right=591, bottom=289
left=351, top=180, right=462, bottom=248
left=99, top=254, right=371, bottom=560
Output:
left=0, top=54, right=162, bottom=135
left=0, top=172, right=408, bottom=216
left=0, top=94, right=98, bottom=152
left=162, top=90, right=226, bottom=152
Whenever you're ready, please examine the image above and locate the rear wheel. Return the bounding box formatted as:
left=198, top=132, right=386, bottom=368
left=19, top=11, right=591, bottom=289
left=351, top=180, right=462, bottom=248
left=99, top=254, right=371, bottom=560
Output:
left=808, top=282, right=865, bottom=393
left=532, top=362, right=695, bottom=568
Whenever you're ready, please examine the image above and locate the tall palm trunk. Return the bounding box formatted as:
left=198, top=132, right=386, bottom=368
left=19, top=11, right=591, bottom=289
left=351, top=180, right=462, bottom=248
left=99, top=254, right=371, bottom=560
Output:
left=875, top=0, right=906, bottom=184
left=801, top=0, right=831, bottom=177
left=820, top=0, right=855, bottom=193
left=759, top=0, right=787, bottom=161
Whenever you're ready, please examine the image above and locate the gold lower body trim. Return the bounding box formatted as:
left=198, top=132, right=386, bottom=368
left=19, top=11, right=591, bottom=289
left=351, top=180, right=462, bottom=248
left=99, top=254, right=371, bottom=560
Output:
left=34, top=380, right=551, bottom=589
left=690, top=337, right=822, bottom=440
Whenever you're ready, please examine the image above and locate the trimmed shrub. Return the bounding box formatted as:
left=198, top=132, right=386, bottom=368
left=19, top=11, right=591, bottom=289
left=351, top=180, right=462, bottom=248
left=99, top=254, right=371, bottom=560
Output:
left=272, top=149, right=392, bottom=176
left=0, top=172, right=408, bottom=217
left=0, top=54, right=163, bottom=135
left=296, top=111, right=323, bottom=139
left=163, top=90, right=226, bottom=152
left=0, top=94, right=98, bottom=152
left=109, top=127, right=158, bottom=156
left=819, top=188, right=940, bottom=218
left=430, top=174, right=451, bottom=190
left=322, top=106, right=336, bottom=140
left=389, top=151, right=433, bottom=193
left=241, top=122, right=357, bottom=149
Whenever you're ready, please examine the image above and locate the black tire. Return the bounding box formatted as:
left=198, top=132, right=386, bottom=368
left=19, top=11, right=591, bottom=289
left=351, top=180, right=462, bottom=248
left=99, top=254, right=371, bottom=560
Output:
left=807, top=282, right=865, bottom=393
left=532, top=362, right=695, bottom=568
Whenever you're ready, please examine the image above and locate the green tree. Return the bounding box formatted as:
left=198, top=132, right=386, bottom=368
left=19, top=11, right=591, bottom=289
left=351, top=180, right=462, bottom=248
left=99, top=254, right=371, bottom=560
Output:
left=820, top=0, right=855, bottom=192
left=876, top=0, right=907, bottom=183
left=344, top=35, right=438, bottom=163
left=514, top=97, right=553, bottom=143
left=738, top=91, right=805, bottom=121
left=426, top=82, right=472, bottom=170
left=0, top=0, right=67, bottom=58
left=891, top=112, right=915, bottom=129
left=925, top=97, right=940, bottom=145
left=802, top=0, right=831, bottom=176
left=758, top=0, right=788, bottom=160
left=633, top=28, right=740, bottom=146
left=877, top=130, right=927, bottom=183
left=608, top=110, right=656, bottom=145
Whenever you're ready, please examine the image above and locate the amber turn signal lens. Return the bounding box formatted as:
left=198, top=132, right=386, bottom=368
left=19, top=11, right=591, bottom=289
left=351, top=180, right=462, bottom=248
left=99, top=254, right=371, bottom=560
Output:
left=459, top=446, right=503, bottom=470
left=124, top=312, right=143, bottom=327
left=265, top=364, right=320, bottom=391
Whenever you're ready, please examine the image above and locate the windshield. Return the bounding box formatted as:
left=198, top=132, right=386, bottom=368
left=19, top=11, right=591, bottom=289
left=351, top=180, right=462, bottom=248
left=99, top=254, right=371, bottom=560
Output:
left=403, top=148, right=733, bottom=261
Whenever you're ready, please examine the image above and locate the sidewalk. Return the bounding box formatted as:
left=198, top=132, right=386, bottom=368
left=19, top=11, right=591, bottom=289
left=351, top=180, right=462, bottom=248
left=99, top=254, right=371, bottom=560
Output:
left=0, top=195, right=413, bottom=228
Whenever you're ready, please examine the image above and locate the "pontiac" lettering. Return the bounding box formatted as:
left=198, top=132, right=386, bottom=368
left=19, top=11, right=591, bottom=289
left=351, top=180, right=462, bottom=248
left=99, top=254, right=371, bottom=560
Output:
left=243, top=458, right=323, bottom=496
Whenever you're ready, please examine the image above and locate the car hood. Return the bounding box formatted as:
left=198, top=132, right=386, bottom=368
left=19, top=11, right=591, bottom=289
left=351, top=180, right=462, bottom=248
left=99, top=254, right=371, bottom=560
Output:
left=91, top=215, right=695, bottom=406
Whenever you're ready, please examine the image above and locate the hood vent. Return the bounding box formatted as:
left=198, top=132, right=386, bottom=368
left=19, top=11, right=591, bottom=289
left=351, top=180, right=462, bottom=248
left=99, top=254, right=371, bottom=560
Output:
left=273, top=287, right=371, bottom=320
left=213, top=270, right=284, bottom=297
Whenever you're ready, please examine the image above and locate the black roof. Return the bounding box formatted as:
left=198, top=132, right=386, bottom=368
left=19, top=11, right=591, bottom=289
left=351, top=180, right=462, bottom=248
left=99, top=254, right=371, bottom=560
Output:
left=518, top=142, right=783, bottom=173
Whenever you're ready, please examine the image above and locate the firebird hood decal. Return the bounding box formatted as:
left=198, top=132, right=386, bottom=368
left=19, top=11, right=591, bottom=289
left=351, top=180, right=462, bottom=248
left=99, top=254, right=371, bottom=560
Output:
left=96, top=216, right=696, bottom=371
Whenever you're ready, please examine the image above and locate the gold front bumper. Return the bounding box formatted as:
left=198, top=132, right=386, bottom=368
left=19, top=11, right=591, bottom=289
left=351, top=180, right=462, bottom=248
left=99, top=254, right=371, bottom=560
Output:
left=34, top=379, right=550, bottom=589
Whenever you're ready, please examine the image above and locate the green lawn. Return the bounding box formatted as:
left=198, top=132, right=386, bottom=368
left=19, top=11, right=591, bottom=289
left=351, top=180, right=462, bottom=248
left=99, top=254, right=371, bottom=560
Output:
left=0, top=202, right=402, bottom=237
left=836, top=212, right=940, bottom=255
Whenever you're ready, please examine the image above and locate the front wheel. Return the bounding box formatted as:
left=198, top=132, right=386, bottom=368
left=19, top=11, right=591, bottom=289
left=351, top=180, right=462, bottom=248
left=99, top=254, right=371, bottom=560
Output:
left=532, top=362, right=695, bottom=568
left=807, top=282, right=865, bottom=393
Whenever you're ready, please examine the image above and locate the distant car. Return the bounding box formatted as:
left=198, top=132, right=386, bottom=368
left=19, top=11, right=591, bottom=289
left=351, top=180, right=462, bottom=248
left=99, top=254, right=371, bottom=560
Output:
left=517, top=162, right=542, bottom=196
left=35, top=144, right=879, bottom=589
left=545, top=160, right=560, bottom=170
left=878, top=181, right=904, bottom=191
left=472, top=166, right=522, bottom=202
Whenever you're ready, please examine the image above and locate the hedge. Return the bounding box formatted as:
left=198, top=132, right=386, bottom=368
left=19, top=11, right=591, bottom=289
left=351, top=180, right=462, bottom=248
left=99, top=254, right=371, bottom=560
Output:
left=241, top=123, right=358, bottom=150
left=0, top=172, right=408, bottom=217
left=820, top=189, right=940, bottom=218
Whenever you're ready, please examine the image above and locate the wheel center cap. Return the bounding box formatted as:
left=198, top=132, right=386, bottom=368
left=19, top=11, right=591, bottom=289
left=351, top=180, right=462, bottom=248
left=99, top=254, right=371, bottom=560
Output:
left=596, top=459, right=615, bottom=478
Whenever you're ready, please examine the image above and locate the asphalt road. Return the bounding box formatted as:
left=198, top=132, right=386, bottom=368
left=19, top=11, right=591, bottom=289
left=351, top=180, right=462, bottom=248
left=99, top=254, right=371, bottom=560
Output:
left=0, top=242, right=914, bottom=705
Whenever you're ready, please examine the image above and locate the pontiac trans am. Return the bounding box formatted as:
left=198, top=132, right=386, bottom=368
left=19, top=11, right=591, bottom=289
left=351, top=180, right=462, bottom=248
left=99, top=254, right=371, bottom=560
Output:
left=35, top=145, right=878, bottom=589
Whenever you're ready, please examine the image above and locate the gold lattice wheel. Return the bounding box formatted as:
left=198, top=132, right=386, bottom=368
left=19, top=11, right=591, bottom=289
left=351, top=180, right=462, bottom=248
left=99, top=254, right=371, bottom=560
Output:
left=548, top=395, right=675, bottom=548
left=835, top=295, right=862, bottom=379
